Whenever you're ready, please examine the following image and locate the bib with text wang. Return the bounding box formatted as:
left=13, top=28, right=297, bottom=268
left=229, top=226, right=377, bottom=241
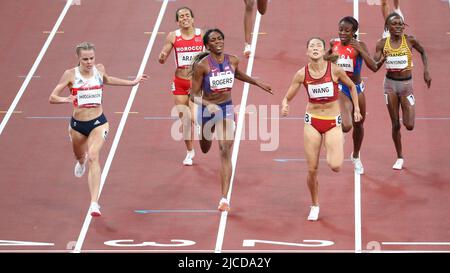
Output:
left=308, top=82, right=334, bottom=99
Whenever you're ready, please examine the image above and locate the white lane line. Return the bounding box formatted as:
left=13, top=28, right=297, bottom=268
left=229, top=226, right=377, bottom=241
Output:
left=0, top=0, right=73, bottom=135
left=354, top=170, right=362, bottom=253
left=214, top=11, right=263, bottom=253
left=72, top=0, right=169, bottom=253
left=382, top=242, right=450, bottom=246
left=353, top=0, right=362, bottom=254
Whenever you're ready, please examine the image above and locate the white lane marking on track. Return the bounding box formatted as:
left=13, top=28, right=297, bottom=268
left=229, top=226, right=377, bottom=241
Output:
left=354, top=169, right=362, bottom=253
left=353, top=0, right=362, bottom=254
left=0, top=240, right=54, bottom=246
left=382, top=242, right=450, bottom=246
left=72, top=0, right=169, bottom=253
left=0, top=0, right=73, bottom=135
left=214, top=11, right=263, bottom=254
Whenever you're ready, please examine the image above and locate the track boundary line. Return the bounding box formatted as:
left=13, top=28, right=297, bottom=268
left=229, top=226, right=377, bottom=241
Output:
left=0, top=0, right=74, bottom=135
left=214, top=11, right=263, bottom=253
left=72, top=0, right=169, bottom=253
left=353, top=0, right=362, bottom=254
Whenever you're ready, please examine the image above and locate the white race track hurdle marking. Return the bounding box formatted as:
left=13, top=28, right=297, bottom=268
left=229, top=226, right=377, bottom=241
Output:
left=72, top=0, right=169, bottom=253
left=0, top=0, right=73, bottom=135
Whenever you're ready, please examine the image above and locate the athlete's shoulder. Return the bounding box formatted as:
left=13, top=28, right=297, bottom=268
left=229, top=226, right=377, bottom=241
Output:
left=227, top=54, right=239, bottom=62
left=405, top=34, right=417, bottom=43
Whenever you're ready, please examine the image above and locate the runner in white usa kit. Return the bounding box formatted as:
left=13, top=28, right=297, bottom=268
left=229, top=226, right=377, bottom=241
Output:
left=49, top=42, right=148, bottom=217
left=190, top=29, right=273, bottom=212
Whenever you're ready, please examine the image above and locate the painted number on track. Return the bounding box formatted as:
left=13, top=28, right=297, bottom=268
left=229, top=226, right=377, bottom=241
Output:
left=104, top=239, right=196, bottom=247
left=243, top=239, right=335, bottom=247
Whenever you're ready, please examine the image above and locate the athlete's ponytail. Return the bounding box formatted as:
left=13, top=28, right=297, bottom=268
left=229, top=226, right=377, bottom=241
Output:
left=189, top=52, right=209, bottom=77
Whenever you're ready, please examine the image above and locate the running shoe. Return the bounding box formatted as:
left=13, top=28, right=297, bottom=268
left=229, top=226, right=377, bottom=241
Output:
left=243, top=43, right=251, bottom=58
left=350, top=152, right=364, bottom=175
left=393, top=158, right=404, bottom=170
left=183, top=150, right=195, bottom=166
left=74, top=157, right=87, bottom=178
left=89, top=202, right=101, bottom=217
left=218, top=198, right=230, bottom=212
left=307, top=205, right=320, bottom=221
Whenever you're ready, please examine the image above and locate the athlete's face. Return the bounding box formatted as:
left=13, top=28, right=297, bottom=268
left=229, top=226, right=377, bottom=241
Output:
left=307, top=39, right=325, bottom=60
left=206, top=31, right=224, bottom=54
left=176, top=9, right=194, bottom=29
left=78, top=49, right=95, bottom=71
left=338, top=21, right=354, bottom=44
left=388, top=16, right=405, bottom=37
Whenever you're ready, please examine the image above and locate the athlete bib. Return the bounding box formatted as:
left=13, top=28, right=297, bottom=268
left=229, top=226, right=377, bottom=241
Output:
left=385, top=55, right=408, bottom=70
left=337, top=56, right=354, bottom=73
left=307, top=82, right=334, bottom=99
left=77, top=88, right=102, bottom=106
left=209, top=71, right=234, bottom=91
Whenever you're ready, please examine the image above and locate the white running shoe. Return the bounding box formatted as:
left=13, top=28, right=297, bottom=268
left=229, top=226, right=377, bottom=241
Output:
left=350, top=153, right=364, bottom=175
left=394, top=8, right=404, bottom=20
left=218, top=198, right=230, bottom=212
left=243, top=43, right=251, bottom=58
left=393, top=158, right=404, bottom=170
left=307, top=205, right=320, bottom=221
left=182, top=150, right=195, bottom=166
left=74, top=157, right=87, bottom=178
left=382, top=29, right=390, bottom=38
left=89, top=202, right=101, bottom=217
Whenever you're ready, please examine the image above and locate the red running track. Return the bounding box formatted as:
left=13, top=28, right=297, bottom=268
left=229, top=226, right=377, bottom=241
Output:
left=0, top=0, right=449, bottom=253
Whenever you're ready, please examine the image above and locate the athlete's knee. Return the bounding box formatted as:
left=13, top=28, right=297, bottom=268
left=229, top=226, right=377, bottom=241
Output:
left=200, top=140, right=212, bottom=154
left=245, top=0, right=254, bottom=10
left=219, top=143, right=232, bottom=158
left=391, top=120, right=401, bottom=131
left=87, top=151, right=100, bottom=164
left=329, top=163, right=341, bottom=172
left=307, top=166, right=318, bottom=177
left=341, top=124, right=352, bottom=133
left=353, top=122, right=364, bottom=131
left=404, top=122, right=414, bottom=131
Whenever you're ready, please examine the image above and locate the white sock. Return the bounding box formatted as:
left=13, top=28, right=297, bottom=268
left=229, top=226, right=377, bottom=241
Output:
left=220, top=198, right=229, bottom=204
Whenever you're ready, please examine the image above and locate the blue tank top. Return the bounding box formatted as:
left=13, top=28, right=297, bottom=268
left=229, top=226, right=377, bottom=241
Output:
left=202, top=54, right=235, bottom=94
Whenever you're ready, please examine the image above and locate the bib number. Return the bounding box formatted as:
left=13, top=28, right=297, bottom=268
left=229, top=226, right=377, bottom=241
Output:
left=77, top=88, right=102, bottom=106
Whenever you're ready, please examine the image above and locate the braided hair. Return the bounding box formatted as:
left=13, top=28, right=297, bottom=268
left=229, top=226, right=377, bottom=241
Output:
left=339, top=16, right=359, bottom=39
